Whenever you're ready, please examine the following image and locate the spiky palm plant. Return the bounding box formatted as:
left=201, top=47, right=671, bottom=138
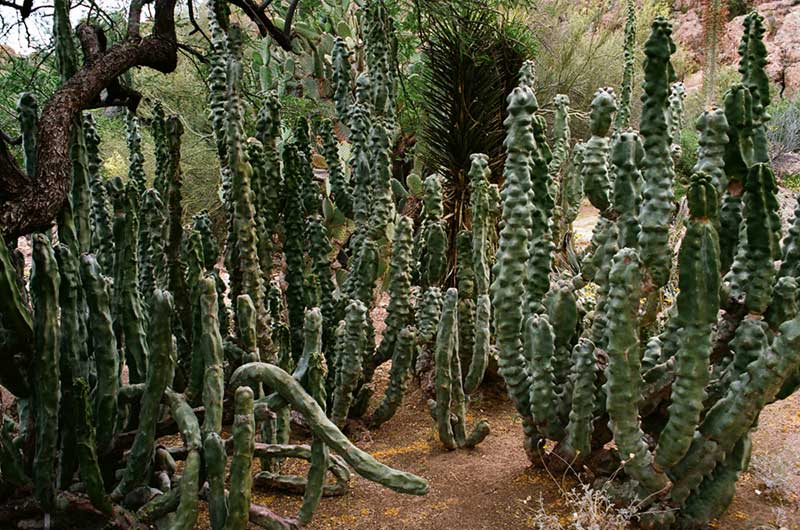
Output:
left=418, top=4, right=529, bottom=280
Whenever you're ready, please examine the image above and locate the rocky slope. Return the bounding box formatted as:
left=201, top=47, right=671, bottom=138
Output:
left=673, top=0, right=800, bottom=98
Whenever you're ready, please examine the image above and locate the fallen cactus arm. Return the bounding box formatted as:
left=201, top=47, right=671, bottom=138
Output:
left=230, top=362, right=429, bottom=495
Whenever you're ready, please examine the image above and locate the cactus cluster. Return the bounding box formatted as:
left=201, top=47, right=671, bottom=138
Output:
left=488, top=14, right=800, bottom=529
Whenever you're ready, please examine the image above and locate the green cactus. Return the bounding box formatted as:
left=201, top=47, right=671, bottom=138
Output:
left=299, top=308, right=328, bottom=525
left=113, top=290, right=176, bottom=499
left=582, top=87, right=617, bottom=214
left=138, top=189, right=167, bottom=307
left=332, top=36, right=354, bottom=124
left=111, top=177, right=149, bottom=384
left=720, top=84, right=754, bottom=274
left=693, top=107, right=730, bottom=202
left=247, top=139, right=274, bottom=283
left=637, top=17, right=677, bottom=289
left=319, top=118, right=353, bottom=218
left=604, top=248, right=671, bottom=497
left=419, top=174, right=447, bottom=288
left=779, top=195, right=800, bottom=280
left=614, top=0, right=636, bottom=132
left=525, top=314, right=564, bottom=441
left=227, top=386, right=255, bottom=530
left=430, top=288, right=490, bottom=450
left=126, top=111, right=147, bottom=205
left=255, top=92, right=283, bottom=239
left=370, top=326, right=416, bottom=428
left=611, top=130, right=644, bottom=249
left=739, top=12, right=770, bottom=164
left=16, top=92, right=38, bottom=177
left=307, top=215, right=337, bottom=350
left=667, top=82, right=687, bottom=154
left=164, top=390, right=202, bottom=530
left=549, top=94, right=572, bottom=178
left=331, top=300, right=368, bottom=427
left=469, top=154, right=492, bottom=296
left=226, top=26, right=273, bottom=359
left=30, top=234, right=60, bottom=511
left=553, top=339, right=597, bottom=465
left=83, top=114, right=115, bottom=273
left=80, top=254, right=119, bottom=452
left=491, top=84, right=538, bottom=459
left=72, top=377, right=112, bottom=514
left=655, top=174, right=720, bottom=468
left=283, top=142, right=308, bottom=355
left=231, top=361, right=429, bottom=495
left=369, top=216, right=414, bottom=375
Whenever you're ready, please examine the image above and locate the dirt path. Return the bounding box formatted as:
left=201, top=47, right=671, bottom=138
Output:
left=253, top=380, right=800, bottom=530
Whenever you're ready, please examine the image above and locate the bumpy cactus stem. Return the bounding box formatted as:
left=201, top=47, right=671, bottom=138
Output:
left=720, top=84, right=754, bottom=274
left=525, top=314, right=564, bottom=441
left=611, top=130, right=644, bottom=248
left=655, top=174, right=720, bottom=468
left=113, top=290, right=176, bottom=499
left=126, top=111, right=147, bottom=205
left=582, top=88, right=617, bottom=214
left=80, top=254, right=119, bottom=453
left=231, top=362, right=429, bottom=495
left=227, top=386, right=255, bottom=530
left=138, top=189, right=167, bottom=307
left=307, top=215, right=337, bottom=351
left=331, top=300, right=368, bottom=427
left=667, top=82, right=687, bottom=155
left=491, top=84, right=538, bottom=459
left=554, top=339, right=597, bottom=465
left=604, top=249, right=670, bottom=498
left=282, top=142, right=307, bottom=355
left=614, top=0, right=636, bottom=132
left=370, top=326, right=416, bottom=428
left=549, top=94, right=572, bottom=178
left=430, top=289, right=490, bottom=450
left=419, top=174, right=447, bottom=287
left=370, top=216, right=414, bottom=374
left=740, top=12, right=770, bottom=165
left=637, top=18, right=677, bottom=289
left=693, top=107, right=729, bottom=201
left=332, top=37, right=353, bottom=124
left=164, top=390, right=202, bottom=530
left=111, top=178, right=149, bottom=384
left=30, top=234, right=60, bottom=511
left=83, top=114, right=115, bottom=273
left=72, top=377, right=112, bottom=514
left=226, top=25, right=273, bottom=358
left=319, top=118, right=353, bottom=218
left=255, top=92, right=283, bottom=240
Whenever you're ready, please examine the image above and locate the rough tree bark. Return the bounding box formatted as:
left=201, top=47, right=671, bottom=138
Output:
left=0, top=0, right=180, bottom=240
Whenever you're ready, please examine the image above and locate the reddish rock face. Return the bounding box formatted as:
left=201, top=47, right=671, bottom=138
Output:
left=673, top=0, right=800, bottom=97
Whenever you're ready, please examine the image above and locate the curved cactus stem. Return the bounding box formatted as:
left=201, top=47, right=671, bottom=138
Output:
left=230, top=362, right=429, bottom=495
left=331, top=300, right=367, bottom=427
left=113, top=290, right=176, bottom=499
left=430, top=288, right=459, bottom=450
left=554, top=339, right=597, bottom=465
left=80, top=254, right=119, bottom=452
left=464, top=294, right=491, bottom=395
left=525, top=314, right=564, bottom=441
left=205, top=432, right=229, bottom=530
left=72, top=377, right=112, bottom=514
left=370, top=326, right=416, bottom=429
left=164, top=389, right=202, bottom=530
left=655, top=174, right=720, bottom=469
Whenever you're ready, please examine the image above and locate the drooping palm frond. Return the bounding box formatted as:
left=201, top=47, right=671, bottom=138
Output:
left=417, top=4, right=530, bottom=282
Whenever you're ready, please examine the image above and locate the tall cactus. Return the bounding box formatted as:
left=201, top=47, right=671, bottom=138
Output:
left=83, top=114, right=115, bottom=273
left=582, top=87, right=617, bottom=215
left=614, top=0, right=636, bottom=132
left=491, top=83, right=537, bottom=458
left=637, top=17, right=677, bottom=288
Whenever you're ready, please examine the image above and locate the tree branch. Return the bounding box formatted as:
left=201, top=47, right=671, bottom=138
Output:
left=227, top=0, right=295, bottom=50
left=0, top=0, right=179, bottom=239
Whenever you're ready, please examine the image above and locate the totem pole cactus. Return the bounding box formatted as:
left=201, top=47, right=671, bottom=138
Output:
left=494, top=17, right=800, bottom=529
left=637, top=17, right=677, bottom=289
left=430, top=288, right=490, bottom=450
left=582, top=87, right=617, bottom=215
left=83, top=114, right=115, bottom=273
left=614, top=0, right=636, bottom=132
